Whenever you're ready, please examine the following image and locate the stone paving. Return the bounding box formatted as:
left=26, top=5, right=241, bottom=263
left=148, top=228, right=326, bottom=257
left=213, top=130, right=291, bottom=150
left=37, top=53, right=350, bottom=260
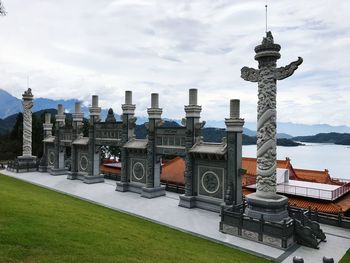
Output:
left=1, top=170, right=349, bottom=262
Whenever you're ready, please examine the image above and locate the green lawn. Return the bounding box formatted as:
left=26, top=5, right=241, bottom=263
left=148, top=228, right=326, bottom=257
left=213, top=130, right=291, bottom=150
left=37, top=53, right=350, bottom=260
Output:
left=340, top=249, right=350, bottom=263
left=0, top=174, right=271, bottom=263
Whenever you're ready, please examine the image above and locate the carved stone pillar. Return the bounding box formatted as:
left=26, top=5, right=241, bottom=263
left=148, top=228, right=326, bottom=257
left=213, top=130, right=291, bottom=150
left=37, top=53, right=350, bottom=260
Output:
left=225, top=100, right=244, bottom=206
left=86, top=95, right=104, bottom=183
left=21, top=88, right=34, bottom=157
left=39, top=112, right=53, bottom=172
left=67, top=102, right=84, bottom=179
left=116, top=91, right=136, bottom=192
left=241, top=32, right=303, bottom=222
left=50, top=104, right=68, bottom=175
left=141, top=93, right=165, bottom=198
left=179, top=89, right=204, bottom=208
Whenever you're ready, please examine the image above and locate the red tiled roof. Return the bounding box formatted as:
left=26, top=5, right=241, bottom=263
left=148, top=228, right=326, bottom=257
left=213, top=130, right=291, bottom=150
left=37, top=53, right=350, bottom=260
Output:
left=243, top=188, right=350, bottom=214
left=293, top=168, right=340, bottom=184
left=97, top=156, right=350, bottom=214
left=161, top=157, right=185, bottom=185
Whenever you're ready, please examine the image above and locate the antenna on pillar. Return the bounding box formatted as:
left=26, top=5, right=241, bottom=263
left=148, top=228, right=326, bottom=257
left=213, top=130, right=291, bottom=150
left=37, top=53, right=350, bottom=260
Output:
left=265, top=1, right=268, bottom=33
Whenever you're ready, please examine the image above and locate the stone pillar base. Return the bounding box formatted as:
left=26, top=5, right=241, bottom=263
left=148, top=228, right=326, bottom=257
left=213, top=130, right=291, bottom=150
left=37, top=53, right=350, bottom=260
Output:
left=245, top=193, right=289, bottom=222
left=116, top=181, right=129, bottom=192
left=67, top=172, right=78, bottom=180
left=8, top=156, right=38, bottom=173
left=49, top=167, right=68, bottom=176
left=141, top=186, right=166, bottom=199
left=67, top=172, right=104, bottom=184
left=178, top=195, right=196, bottom=209
left=38, top=165, right=48, bottom=172
left=83, top=175, right=104, bottom=184
left=179, top=195, right=223, bottom=212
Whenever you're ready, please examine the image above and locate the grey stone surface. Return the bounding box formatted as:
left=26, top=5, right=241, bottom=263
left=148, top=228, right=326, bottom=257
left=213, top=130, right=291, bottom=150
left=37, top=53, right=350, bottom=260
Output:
left=83, top=175, right=104, bottom=184
left=49, top=167, right=68, bottom=176
left=245, top=192, right=289, bottom=222
left=141, top=185, right=166, bottom=198
left=179, top=195, right=223, bottom=212
left=115, top=181, right=129, bottom=192
left=178, top=195, right=196, bottom=208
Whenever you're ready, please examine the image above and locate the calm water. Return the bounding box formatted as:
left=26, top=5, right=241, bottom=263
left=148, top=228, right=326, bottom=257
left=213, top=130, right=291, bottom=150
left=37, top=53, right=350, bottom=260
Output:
left=242, top=143, right=350, bottom=180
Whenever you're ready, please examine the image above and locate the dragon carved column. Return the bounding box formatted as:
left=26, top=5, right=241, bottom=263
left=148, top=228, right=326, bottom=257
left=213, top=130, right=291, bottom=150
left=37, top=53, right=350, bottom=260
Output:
left=241, top=32, right=302, bottom=199
left=22, top=88, right=34, bottom=157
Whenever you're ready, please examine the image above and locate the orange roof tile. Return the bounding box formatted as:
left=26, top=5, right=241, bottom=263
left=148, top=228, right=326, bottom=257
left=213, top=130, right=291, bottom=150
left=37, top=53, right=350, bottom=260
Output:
left=243, top=188, right=350, bottom=214
left=293, top=168, right=338, bottom=184
left=161, top=157, right=185, bottom=185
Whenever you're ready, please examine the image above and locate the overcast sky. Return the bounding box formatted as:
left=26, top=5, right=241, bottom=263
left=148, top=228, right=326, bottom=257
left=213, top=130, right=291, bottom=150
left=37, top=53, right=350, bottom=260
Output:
left=0, top=0, right=349, bottom=125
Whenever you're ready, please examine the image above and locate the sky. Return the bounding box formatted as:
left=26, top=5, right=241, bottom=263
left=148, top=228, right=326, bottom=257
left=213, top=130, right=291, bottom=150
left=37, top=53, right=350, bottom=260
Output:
left=0, top=0, right=349, bottom=125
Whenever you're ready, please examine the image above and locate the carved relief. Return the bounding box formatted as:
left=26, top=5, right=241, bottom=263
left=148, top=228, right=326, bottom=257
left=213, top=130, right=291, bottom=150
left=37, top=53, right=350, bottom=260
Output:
left=241, top=32, right=303, bottom=197
left=201, top=171, right=220, bottom=194
left=22, top=98, right=33, bottom=156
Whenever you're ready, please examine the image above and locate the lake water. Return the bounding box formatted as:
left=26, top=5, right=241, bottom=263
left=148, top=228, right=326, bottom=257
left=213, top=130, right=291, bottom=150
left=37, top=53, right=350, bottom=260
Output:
left=242, top=143, right=350, bottom=180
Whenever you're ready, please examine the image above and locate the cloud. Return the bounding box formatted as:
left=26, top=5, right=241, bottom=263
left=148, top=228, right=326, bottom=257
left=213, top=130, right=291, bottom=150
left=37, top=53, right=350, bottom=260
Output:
left=0, top=0, right=349, bottom=125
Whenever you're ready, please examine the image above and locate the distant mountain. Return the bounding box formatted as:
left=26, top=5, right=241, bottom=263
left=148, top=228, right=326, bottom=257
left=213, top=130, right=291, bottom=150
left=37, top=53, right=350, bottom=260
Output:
left=244, top=121, right=350, bottom=137
left=0, top=89, right=114, bottom=120
left=0, top=89, right=22, bottom=119
left=2, top=89, right=349, bottom=137
left=293, top=133, right=350, bottom=145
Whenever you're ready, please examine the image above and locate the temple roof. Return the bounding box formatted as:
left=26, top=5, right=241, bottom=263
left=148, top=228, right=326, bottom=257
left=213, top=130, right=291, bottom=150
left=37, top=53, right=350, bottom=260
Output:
left=72, top=137, right=89, bottom=145
left=189, top=141, right=226, bottom=155
left=43, top=136, right=55, bottom=143
left=124, top=139, right=148, bottom=149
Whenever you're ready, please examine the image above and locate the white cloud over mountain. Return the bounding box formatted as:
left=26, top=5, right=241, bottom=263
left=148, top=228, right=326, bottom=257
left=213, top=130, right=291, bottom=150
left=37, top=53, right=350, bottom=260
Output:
left=0, top=0, right=349, bottom=125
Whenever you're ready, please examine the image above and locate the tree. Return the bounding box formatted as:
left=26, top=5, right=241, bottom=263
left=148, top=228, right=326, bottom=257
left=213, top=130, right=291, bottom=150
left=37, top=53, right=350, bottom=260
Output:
left=0, top=1, right=6, bottom=16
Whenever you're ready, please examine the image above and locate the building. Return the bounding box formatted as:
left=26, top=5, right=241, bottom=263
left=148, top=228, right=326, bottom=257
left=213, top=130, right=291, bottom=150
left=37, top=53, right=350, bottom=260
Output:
left=100, top=156, right=350, bottom=215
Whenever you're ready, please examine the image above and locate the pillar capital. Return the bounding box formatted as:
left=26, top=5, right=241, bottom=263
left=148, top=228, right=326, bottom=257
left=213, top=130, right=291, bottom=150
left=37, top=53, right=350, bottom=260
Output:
left=147, top=93, right=162, bottom=119
left=89, top=95, right=101, bottom=123
left=185, top=89, right=201, bottom=118
left=225, top=99, right=244, bottom=132
left=122, top=90, right=136, bottom=115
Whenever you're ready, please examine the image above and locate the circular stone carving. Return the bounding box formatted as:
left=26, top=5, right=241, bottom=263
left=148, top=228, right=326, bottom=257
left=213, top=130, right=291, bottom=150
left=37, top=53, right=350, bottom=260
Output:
left=80, top=156, right=88, bottom=171
left=49, top=151, right=55, bottom=165
left=201, top=171, right=220, bottom=194
left=133, top=162, right=145, bottom=181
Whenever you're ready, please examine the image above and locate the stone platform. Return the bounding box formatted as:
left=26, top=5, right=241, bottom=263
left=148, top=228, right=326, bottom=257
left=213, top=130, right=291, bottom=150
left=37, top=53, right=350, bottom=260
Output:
left=1, top=169, right=349, bottom=263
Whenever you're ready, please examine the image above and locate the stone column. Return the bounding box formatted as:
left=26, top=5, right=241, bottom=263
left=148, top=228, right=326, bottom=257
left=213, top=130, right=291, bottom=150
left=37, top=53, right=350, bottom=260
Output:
left=87, top=95, right=103, bottom=183
left=50, top=104, right=68, bottom=175
left=21, top=88, right=34, bottom=157
left=116, top=91, right=136, bottom=192
left=184, top=89, right=202, bottom=196
left=179, top=89, right=203, bottom=208
left=68, top=102, right=84, bottom=180
left=225, top=99, right=244, bottom=206
left=72, top=102, right=83, bottom=139
left=39, top=112, right=53, bottom=172
left=241, top=32, right=303, bottom=222
left=141, top=93, right=165, bottom=198
left=43, top=113, right=53, bottom=138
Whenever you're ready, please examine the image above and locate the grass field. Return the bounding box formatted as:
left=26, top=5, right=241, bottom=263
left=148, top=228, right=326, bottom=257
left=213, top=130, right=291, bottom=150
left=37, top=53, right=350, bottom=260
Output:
left=0, top=174, right=272, bottom=263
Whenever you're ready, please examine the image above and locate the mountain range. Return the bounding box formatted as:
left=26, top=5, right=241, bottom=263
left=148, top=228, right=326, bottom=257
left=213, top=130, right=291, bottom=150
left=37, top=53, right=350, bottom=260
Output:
left=1, top=88, right=350, bottom=137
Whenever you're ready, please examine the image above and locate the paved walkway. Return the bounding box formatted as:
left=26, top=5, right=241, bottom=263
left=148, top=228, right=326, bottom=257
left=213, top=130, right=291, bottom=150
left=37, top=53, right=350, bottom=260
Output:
left=1, top=170, right=349, bottom=262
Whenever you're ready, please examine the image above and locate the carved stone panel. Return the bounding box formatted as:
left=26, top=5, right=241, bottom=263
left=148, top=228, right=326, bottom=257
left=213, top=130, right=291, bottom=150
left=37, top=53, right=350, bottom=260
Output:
left=80, top=155, right=89, bottom=171
left=198, top=165, right=224, bottom=199
left=78, top=152, right=89, bottom=173
left=48, top=150, right=55, bottom=166
left=130, top=158, right=147, bottom=184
